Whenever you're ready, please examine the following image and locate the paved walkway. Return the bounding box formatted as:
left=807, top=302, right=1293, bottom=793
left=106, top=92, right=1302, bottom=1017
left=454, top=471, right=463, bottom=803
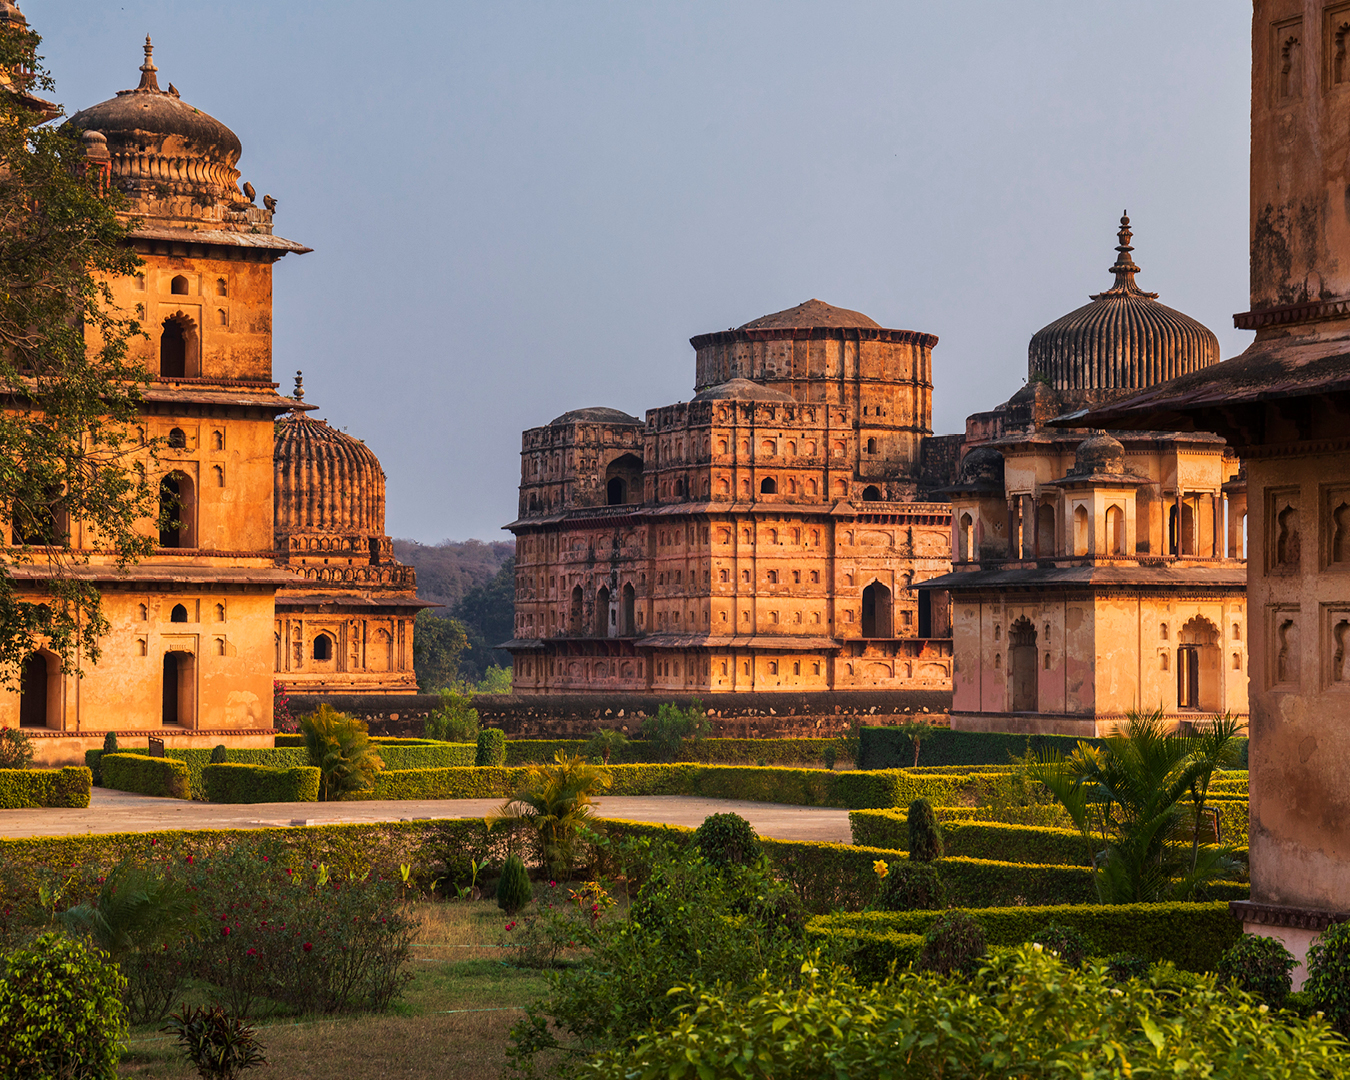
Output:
left=0, top=789, right=854, bottom=843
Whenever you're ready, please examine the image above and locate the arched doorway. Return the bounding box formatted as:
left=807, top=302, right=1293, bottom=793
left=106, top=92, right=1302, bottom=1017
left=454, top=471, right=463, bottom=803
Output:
left=595, top=586, right=611, bottom=637
left=862, top=485, right=882, bottom=501
left=604, top=454, right=643, bottom=506
left=1073, top=505, right=1090, bottom=556
left=159, top=473, right=195, bottom=548
left=1009, top=617, right=1038, bottom=712
left=162, top=651, right=194, bottom=727
left=1177, top=616, right=1220, bottom=711
left=19, top=652, right=54, bottom=728
left=958, top=512, right=974, bottom=561
left=861, top=582, right=892, bottom=638
left=621, top=583, right=636, bottom=636
left=570, top=585, right=583, bottom=634
left=1106, top=504, right=1125, bottom=555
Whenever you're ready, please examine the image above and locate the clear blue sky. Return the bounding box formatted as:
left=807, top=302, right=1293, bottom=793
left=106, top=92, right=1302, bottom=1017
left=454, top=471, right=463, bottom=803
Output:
left=34, top=2, right=1252, bottom=542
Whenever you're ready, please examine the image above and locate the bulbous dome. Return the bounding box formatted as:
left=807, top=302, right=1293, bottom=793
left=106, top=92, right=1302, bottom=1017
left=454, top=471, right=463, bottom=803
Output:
left=1072, top=430, right=1126, bottom=476
left=1028, top=215, right=1219, bottom=409
left=68, top=37, right=243, bottom=202
left=958, top=445, right=1005, bottom=488
left=274, top=411, right=386, bottom=537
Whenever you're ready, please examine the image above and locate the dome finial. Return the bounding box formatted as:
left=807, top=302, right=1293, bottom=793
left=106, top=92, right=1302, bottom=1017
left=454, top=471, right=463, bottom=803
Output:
left=1108, top=210, right=1140, bottom=285
left=138, top=35, right=161, bottom=92
left=293, top=369, right=304, bottom=402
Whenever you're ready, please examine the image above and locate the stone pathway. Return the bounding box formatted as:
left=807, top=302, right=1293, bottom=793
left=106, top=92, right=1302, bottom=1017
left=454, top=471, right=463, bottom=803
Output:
left=0, top=788, right=853, bottom=844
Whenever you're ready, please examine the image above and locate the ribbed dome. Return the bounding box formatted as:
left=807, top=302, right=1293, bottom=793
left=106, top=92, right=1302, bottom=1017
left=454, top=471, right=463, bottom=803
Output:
left=274, top=413, right=386, bottom=536
left=68, top=38, right=243, bottom=201
left=1028, top=215, right=1219, bottom=408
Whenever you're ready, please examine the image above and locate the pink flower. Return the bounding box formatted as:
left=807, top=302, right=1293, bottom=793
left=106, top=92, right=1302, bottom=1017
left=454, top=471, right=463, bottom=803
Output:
left=303, top=942, right=313, bottom=952
left=246, top=948, right=257, bottom=957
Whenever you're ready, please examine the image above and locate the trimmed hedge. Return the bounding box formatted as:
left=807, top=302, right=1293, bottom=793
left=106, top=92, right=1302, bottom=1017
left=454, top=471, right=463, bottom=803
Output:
left=100, top=753, right=190, bottom=800
left=504, top=737, right=850, bottom=767
left=807, top=900, right=1243, bottom=973
left=858, top=727, right=1250, bottom=770
left=851, top=810, right=1092, bottom=866
left=201, top=763, right=320, bottom=804
left=0, top=766, right=92, bottom=809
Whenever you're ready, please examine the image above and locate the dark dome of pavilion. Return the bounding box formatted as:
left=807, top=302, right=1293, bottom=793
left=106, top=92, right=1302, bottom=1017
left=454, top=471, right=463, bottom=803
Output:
left=68, top=38, right=243, bottom=200
left=1028, top=215, right=1219, bottom=408
left=739, top=299, right=882, bottom=331
left=548, top=407, right=641, bottom=427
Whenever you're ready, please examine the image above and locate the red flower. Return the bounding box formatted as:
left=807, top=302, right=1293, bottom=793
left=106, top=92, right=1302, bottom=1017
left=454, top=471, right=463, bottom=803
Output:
left=186, top=855, right=194, bottom=865
left=303, top=942, right=313, bottom=952
left=262, top=856, right=269, bottom=862
left=246, top=947, right=257, bottom=957
left=221, top=926, right=231, bottom=937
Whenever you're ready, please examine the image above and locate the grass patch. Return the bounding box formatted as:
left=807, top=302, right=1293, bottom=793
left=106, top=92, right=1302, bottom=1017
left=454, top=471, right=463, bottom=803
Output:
left=117, top=900, right=555, bottom=1079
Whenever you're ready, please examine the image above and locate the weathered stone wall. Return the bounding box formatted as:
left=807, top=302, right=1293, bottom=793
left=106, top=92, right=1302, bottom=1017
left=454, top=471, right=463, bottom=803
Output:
left=289, top=689, right=952, bottom=739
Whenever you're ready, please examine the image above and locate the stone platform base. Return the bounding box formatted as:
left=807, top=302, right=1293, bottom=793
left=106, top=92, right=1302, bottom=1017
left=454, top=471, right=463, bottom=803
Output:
left=25, top=729, right=277, bottom=767
left=949, top=712, right=1112, bottom=738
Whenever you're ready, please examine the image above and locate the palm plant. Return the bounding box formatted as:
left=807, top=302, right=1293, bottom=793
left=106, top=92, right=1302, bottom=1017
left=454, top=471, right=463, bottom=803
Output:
left=60, top=858, right=204, bottom=1022
left=494, top=751, right=610, bottom=879
left=301, top=705, right=384, bottom=801
left=1028, top=708, right=1242, bottom=903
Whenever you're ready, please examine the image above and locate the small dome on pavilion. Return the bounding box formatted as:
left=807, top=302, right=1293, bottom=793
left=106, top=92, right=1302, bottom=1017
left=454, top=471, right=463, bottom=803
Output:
left=1028, top=215, right=1219, bottom=408
left=1072, top=430, right=1126, bottom=476
left=274, top=407, right=386, bottom=537
left=68, top=37, right=243, bottom=201
left=692, top=378, right=795, bottom=403
left=738, top=299, right=881, bottom=331
left=548, top=407, right=641, bottom=427
left=958, top=445, right=1005, bottom=488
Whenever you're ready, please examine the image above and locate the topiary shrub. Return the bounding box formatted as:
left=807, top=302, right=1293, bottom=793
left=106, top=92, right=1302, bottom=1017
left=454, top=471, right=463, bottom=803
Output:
left=875, top=861, right=947, bottom=911
left=1305, top=919, right=1350, bottom=1035
left=822, top=744, right=838, bottom=770
left=0, top=931, right=127, bottom=1078
left=476, top=727, right=506, bottom=767
left=0, top=726, right=34, bottom=770
left=1215, top=934, right=1297, bottom=1006
left=209, top=744, right=228, bottom=764
left=919, top=910, right=986, bottom=976
left=1032, top=922, right=1092, bottom=967
left=693, top=812, right=763, bottom=868
left=907, top=798, right=943, bottom=862
left=102, top=730, right=119, bottom=754
left=102, top=753, right=190, bottom=799
left=497, top=853, right=532, bottom=916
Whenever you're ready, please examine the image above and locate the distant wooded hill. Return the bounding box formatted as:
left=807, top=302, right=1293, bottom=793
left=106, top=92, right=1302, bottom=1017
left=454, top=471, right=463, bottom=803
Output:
left=392, top=538, right=514, bottom=610
left=394, top=538, right=516, bottom=685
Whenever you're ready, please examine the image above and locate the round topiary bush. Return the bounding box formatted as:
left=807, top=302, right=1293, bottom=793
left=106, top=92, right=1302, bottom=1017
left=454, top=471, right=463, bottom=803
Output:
left=209, top=744, right=228, bottom=764
left=497, top=853, right=532, bottom=916
left=919, top=910, right=986, bottom=976
left=907, top=798, right=943, bottom=863
left=1032, top=923, right=1092, bottom=968
left=822, top=744, right=838, bottom=770
left=1305, top=920, right=1350, bottom=1035
left=693, top=813, right=763, bottom=868
left=0, top=931, right=127, bottom=1078
left=102, top=730, right=119, bottom=754
left=1216, top=934, right=1297, bottom=1006
left=875, top=862, right=947, bottom=911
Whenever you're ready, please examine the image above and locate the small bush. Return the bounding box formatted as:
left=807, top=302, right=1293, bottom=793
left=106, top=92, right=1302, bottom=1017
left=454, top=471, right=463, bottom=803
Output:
left=584, top=728, right=629, bottom=765
left=210, top=744, right=228, bottom=764
left=202, top=763, right=321, bottom=804
left=1305, top=919, right=1350, bottom=1035
left=0, top=931, right=127, bottom=1079
left=0, top=726, right=34, bottom=769
left=102, top=753, right=190, bottom=799
left=425, top=689, right=479, bottom=743
left=476, top=727, right=506, bottom=767
left=1032, top=922, right=1092, bottom=967
left=640, top=701, right=710, bottom=762
left=165, top=1005, right=267, bottom=1080
left=498, top=853, right=532, bottom=915
left=919, top=910, right=986, bottom=976
left=907, top=798, right=943, bottom=862
left=1215, top=934, right=1297, bottom=1006
left=875, top=861, right=947, bottom=912
left=103, top=730, right=119, bottom=754
left=693, top=813, right=762, bottom=868
left=822, top=744, right=838, bottom=770
left=1106, top=952, right=1151, bottom=982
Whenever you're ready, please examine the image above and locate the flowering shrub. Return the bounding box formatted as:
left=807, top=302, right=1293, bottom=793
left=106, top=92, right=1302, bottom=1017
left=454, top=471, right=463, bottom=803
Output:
left=499, top=880, right=591, bottom=968
left=272, top=682, right=298, bottom=735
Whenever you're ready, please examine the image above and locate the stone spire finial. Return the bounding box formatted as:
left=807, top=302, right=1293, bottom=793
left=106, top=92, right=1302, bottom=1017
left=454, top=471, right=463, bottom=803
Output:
left=1094, top=211, right=1158, bottom=299
left=294, top=370, right=304, bottom=402
left=137, top=35, right=161, bottom=93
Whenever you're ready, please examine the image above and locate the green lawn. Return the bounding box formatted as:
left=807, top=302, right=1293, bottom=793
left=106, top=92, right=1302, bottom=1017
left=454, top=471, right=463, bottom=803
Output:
left=118, top=900, right=556, bottom=1080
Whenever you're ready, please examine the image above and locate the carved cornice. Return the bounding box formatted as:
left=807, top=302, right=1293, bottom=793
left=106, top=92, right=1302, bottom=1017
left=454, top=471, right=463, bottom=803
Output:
left=1229, top=899, right=1349, bottom=932
left=1233, top=297, right=1350, bottom=331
